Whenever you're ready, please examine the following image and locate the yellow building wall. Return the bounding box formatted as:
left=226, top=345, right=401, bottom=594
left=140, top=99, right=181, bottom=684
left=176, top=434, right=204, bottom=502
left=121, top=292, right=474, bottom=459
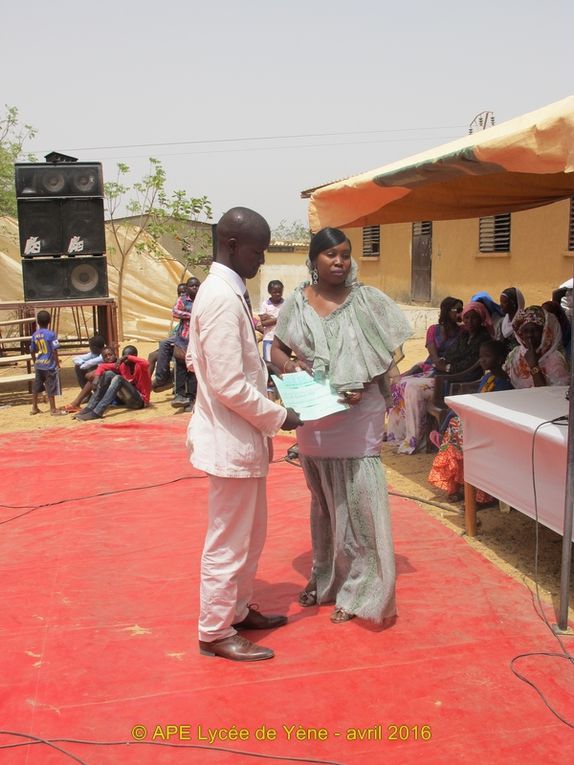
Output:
left=346, top=224, right=413, bottom=301
left=246, top=246, right=308, bottom=310
left=347, top=198, right=573, bottom=307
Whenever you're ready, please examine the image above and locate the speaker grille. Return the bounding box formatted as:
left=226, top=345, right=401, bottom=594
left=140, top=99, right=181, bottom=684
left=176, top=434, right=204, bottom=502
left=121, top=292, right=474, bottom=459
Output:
left=17, top=199, right=62, bottom=257
left=15, top=163, right=104, bottom=198
left=22, top=257, right=109, bottom=301
left=17, top=195, right=105, bottom=257
left=61, top=198, right=106, bottom=255
left=69, top=261, right=101, bottom=293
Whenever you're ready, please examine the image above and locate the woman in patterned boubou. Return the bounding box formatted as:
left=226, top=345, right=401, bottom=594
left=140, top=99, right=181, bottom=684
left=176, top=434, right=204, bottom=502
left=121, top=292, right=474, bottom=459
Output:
left=505, top=305, right=570, bottom=389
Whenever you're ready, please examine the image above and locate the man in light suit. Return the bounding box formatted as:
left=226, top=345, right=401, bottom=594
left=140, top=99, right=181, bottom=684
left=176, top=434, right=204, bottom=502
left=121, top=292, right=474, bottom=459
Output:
left=187, top=207, right=302, bottom=661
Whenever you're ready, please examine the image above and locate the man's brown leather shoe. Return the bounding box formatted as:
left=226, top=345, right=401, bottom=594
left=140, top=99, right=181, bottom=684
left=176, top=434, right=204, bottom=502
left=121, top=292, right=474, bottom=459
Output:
left=199, top=634, right=274, bottom=661
left=232, top=606, right=288, bottom=631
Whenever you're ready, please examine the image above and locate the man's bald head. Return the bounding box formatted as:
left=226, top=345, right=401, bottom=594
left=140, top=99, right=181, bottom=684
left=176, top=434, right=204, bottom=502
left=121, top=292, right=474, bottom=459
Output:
left=215, top=207, right=271, bottom=280
left=216, top=207, right=270, bottom=244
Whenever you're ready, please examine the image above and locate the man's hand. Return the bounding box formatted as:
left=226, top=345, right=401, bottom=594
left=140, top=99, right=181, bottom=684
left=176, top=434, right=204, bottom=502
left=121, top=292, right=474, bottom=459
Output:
left=281, top=407, right=303, bottom=430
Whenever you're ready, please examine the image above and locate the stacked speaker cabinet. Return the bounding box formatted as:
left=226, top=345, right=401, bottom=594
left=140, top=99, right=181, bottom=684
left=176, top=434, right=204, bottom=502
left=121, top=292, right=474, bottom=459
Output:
left=15, top=160, right=109, bottom=300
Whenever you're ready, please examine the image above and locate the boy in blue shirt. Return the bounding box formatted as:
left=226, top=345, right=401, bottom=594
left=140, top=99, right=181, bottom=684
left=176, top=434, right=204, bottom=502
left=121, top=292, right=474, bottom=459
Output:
left=72, top=334, right=106, bottom=388
left=30, top=310, right=67, bottom=417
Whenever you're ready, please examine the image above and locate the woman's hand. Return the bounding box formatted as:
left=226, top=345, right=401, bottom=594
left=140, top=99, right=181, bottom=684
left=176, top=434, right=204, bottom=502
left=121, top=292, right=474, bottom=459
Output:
left=281, top=358, right=313, bottom=376
left=524, top=338, right=540, bottom=369
left=433, top=358, right=448, bottom=373
left=340, top=390, right=363, bottom=406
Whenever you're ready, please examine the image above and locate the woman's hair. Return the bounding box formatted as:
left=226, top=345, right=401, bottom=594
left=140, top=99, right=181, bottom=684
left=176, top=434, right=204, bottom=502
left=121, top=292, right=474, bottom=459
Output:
left=438, top=296, right=462, bottom=325
left=267, top=279, right=284, bottom=291
left=308, top=227, right=350, bottom=263
left=479, top=339, right=507, bottom=364
left=501, top=287, right=518, bottom=308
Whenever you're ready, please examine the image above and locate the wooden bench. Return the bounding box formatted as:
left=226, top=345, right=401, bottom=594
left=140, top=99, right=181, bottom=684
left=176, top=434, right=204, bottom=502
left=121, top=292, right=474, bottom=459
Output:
left=0, top=335, right=33, bottom=343
left=0, top=317, right=35, bottom=328
left=0, top=345, right=34, bottom=391
left=0, top=354, right=33, bottom=366
left=0, top=373, right=35, bottom=386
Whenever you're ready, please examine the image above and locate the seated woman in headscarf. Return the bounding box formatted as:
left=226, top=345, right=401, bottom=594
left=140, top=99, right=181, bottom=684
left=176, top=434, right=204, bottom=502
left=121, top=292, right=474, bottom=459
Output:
left=542, top=300, right=571, bottom=360
left=386, top=296, right=462, bottom=441
left=505, top=305, right=570, bottom=388
left=497, top=287, right=525, bottom=352
left=472, top=291, right=504, bottom=338
left=387, top=301, right=493, bottom=454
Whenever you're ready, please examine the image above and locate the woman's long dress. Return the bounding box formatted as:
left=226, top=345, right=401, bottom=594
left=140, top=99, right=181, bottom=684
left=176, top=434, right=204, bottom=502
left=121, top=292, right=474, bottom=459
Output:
left=275, top=282, right=411, bottom=622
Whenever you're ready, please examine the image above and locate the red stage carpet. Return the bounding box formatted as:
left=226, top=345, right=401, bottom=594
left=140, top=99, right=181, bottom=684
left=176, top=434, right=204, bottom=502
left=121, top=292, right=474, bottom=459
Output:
left=0, top=419, right=572, bottom=764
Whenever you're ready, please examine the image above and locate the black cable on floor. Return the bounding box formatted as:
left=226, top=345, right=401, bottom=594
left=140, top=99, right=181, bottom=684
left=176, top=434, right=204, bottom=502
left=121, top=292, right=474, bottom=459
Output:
left=0, top=731, right=347, bottom=765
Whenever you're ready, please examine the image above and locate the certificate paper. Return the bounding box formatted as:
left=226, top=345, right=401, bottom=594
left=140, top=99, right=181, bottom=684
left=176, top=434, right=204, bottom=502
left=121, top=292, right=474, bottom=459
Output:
left=271, top=371, right=350, bottom=421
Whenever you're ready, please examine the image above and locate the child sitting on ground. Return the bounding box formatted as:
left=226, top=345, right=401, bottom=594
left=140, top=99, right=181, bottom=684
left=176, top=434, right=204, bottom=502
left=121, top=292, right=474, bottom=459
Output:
left=63, top=346, right=117, bottom=413
left=428, top=339, right=513, bottom=503
left=74, top=345, right=151, bottom=421
left=72, top=335, right=106, bottom=390
left=30, top=310, right=67, bottom=417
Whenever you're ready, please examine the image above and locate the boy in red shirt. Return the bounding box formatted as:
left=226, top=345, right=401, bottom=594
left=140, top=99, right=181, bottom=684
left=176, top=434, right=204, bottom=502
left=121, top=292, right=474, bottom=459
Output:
left=75, top=345, right=151, bottom=421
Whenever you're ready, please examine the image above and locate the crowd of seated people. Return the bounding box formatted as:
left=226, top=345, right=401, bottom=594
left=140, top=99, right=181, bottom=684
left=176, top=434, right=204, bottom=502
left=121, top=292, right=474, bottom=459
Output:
left=425, top=297, right=570, bottom=504
left=60, top=277, right=204, bottom=421
left=386, top=297, right=492, bottom=453
left=386, top=287, right=571, bottom=458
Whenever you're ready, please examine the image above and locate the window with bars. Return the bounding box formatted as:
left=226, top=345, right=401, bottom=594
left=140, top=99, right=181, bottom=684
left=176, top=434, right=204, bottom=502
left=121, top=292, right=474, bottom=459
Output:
left=412, top=221, right=432, bottom=237
left=362, top=225, right=380, bottom=257
left=568, top=198, right=574, bottom=251
left=479, top=213, right=511, bottom=252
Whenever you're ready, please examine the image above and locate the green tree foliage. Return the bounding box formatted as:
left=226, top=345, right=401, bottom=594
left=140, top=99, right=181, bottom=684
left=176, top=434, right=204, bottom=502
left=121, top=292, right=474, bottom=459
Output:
left=0, top=106, right=36, bottom=217
left=104, top=158, right=212, bottom=336
left=271, top=218, right=310, bottom=243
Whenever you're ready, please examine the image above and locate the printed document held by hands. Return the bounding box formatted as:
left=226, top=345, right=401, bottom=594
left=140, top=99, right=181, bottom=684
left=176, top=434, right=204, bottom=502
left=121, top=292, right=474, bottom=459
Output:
left=271, top=371, right=349, bottom=421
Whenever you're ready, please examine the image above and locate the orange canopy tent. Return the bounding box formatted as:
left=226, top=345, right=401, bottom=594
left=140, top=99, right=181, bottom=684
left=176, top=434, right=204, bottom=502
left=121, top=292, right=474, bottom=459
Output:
left=303, top=95, right=574, bottom=231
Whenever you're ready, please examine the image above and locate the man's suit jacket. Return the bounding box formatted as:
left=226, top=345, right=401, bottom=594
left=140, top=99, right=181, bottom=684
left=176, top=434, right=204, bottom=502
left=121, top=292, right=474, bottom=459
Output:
left=187, top=265, right=287, bottom=478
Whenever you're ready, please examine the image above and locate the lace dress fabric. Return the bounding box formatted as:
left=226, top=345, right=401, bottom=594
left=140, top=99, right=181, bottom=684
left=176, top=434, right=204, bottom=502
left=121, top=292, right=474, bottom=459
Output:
left=275, top=281, right=411, bottom=622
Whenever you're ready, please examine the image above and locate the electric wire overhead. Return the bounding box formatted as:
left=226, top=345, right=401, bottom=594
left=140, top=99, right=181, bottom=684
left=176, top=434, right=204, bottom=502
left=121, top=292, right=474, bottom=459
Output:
left=31, top=124, right=467, bottom=155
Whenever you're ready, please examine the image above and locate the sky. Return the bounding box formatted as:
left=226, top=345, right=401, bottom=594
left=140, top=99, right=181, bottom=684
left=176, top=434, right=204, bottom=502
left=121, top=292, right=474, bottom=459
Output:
left=3, top=0, right=573, bottom=233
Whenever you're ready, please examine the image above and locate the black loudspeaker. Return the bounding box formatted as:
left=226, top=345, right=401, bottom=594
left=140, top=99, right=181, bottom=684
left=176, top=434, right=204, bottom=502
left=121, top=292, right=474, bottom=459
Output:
left=17, top=197, right=105, bottom=257
left=61, top=198, right=105, bottom=255
left=16, top=161, right=106, bottom=258
left=22, top=257, right=109, bottom=301
left=17, top=199, right=61, bottom=256
left=15, top=163, right=104, bottom=198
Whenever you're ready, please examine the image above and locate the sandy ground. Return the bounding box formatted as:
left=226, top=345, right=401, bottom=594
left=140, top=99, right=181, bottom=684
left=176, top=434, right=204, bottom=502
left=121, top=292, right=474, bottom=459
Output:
left=1, top=335, right=573, bottom=617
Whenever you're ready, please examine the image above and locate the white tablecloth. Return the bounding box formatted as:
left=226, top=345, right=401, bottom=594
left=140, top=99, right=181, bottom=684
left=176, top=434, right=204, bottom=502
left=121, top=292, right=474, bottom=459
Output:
left=447, top=386, right=570, bottom=540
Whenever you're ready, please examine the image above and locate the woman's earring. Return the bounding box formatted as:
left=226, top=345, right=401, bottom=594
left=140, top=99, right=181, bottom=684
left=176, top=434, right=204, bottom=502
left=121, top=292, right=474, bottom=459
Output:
left=312, top=267, right=319, bottom=285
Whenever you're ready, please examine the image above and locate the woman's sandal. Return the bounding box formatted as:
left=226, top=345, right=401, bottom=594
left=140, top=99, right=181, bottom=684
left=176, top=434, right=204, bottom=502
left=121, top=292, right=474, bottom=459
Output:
left=330, top=607, right=355, bottom=624
left=298, top=589, right=317, bottom=607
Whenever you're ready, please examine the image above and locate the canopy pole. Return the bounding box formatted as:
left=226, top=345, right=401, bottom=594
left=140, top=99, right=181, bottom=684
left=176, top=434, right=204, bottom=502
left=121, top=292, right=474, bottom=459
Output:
left=556, top=279, right=574, bottom=632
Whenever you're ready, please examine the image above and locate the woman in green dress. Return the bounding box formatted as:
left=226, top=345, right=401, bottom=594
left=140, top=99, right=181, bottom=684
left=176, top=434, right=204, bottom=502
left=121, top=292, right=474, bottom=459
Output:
left=271, top=227, right=411, bottom=624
